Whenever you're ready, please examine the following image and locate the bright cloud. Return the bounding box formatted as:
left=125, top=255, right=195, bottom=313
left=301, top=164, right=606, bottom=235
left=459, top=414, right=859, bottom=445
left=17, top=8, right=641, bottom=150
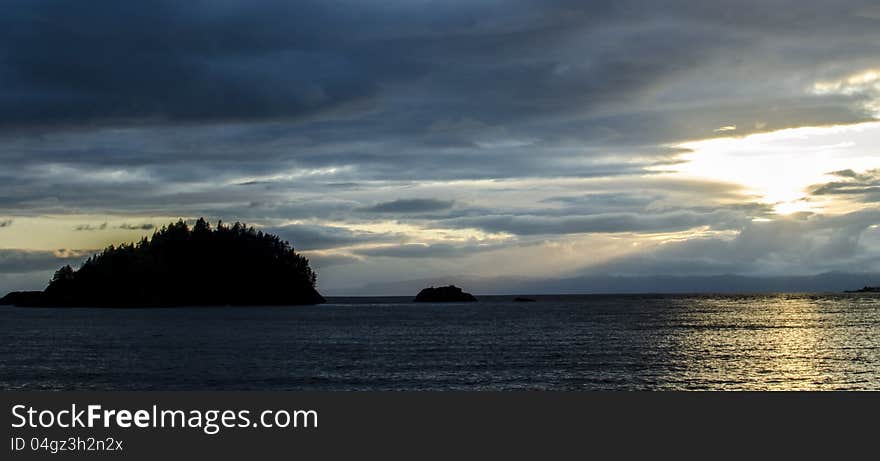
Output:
left=666, top=121, right=880, bottom=214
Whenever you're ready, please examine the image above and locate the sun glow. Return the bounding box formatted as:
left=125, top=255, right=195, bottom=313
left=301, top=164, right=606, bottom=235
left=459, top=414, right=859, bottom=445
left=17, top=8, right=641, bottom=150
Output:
left=664, top=121, right=880, bottom=215
left=813, top=68, right=880, bottom=117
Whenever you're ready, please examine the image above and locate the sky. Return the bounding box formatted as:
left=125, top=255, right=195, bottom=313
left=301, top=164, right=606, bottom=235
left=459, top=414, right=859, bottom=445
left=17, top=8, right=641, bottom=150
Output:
left=1, top=0, right=880, bottom=295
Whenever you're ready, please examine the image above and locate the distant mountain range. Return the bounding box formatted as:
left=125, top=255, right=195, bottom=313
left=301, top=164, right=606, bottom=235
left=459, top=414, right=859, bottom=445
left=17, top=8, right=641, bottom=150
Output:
left=338, top=272, right=880, bottom=296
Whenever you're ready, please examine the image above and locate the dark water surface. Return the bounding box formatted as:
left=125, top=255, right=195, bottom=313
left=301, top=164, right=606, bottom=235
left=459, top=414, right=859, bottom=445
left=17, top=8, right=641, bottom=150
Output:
left=2, top=294, right=880, bottom=390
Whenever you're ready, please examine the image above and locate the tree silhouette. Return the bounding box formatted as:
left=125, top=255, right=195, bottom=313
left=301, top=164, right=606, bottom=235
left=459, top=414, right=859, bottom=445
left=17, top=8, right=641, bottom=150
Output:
left=37, top=218, right=325, bottom=307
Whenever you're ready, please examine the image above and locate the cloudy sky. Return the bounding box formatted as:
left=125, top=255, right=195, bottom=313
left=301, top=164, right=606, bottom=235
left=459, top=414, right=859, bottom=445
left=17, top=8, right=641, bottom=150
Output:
left=1, top=0, right=880, bottom=294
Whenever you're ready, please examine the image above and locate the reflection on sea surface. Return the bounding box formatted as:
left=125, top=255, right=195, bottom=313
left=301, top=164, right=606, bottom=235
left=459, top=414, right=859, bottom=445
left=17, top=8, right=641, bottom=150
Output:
left=1, top=294, right=879, bottom=390
left=655, top=294, right=880, bottom=390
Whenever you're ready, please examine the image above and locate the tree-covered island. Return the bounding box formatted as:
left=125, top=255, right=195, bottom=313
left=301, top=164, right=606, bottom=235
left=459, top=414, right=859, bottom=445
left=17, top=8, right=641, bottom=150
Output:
left=0, top=218, right=325, bottom=307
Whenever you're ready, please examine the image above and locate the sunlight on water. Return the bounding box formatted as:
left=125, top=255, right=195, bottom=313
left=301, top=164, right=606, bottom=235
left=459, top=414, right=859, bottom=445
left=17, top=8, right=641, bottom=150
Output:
left=1, top=294, right=879, bottom=390
left=663, top=294, right=880, bottom=390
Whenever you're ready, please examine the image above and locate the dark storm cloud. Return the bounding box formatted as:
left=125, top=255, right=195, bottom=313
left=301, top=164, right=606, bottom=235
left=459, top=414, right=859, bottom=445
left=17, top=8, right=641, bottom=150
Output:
left=265, top=223, right=403, bottom=251
left=0, top=0, right=380, bottom=129
left=234, top=198, right=362, bottom=222
left=119, top=223, right=155, bottom=230
left=541, top=194, right=656, bottom=208
left=809, top=169, right=880, bottom=201
left=73, top=223, right=107, bottom=231
left=0, top=0, right=876, bottom=135
left=0, top=0, right=875, bottom=191
left=353, top=242, right=507, bottom=259
left=0, top=249, right=87, bottom=274
left=360, top=199, right=455, bottom=213
left=437, top=208, right=756, bottom=236
left=304, top=253, right=361, bottom=269
left=2, top=1, right=880, bottom=292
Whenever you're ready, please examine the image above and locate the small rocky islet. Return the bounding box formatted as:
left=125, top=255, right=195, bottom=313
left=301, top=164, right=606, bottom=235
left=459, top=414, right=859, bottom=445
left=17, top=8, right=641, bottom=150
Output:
left=413, top=285, right=477, bottom=303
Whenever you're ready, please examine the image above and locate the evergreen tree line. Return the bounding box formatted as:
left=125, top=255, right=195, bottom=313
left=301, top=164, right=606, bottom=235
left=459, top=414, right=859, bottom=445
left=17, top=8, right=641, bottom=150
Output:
left=43, top=218, right=325, bottom=306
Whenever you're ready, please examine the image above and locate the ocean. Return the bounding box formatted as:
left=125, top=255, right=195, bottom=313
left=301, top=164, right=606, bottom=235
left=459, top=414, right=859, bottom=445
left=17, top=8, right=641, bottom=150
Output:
left=2, top=293, right=879, bottom=390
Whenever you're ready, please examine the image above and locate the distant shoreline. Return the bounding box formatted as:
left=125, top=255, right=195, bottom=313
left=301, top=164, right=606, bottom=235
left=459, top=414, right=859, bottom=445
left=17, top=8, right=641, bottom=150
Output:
left=4, top=291, right=879, bottom=309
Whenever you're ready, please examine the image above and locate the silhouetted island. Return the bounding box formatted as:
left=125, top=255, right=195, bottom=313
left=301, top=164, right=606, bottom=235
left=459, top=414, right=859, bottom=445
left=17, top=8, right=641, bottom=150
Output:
left=0, top=218, right=325, bottom=307
left=0, top=291, right=44, bottom=306
left=845, top=286, right=880, bottom=293
left=414, top=285, right=477, bottom=302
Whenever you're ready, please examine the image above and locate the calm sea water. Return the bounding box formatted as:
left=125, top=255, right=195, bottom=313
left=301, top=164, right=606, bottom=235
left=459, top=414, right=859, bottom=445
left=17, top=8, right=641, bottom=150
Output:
left=2, top=293, right=880, bottom=390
